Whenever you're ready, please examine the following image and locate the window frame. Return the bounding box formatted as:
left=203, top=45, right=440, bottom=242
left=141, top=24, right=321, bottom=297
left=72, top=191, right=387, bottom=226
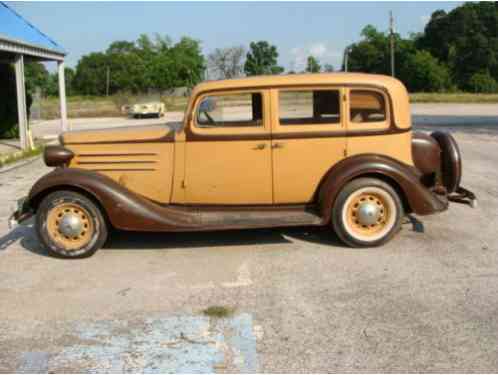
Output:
left=347, top=88, right=391, bottom=130
left=192, top=89, right=268, bottom=134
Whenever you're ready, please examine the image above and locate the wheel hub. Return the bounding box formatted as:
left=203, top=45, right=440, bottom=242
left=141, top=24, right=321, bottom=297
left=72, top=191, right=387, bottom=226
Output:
left=58, top=213, right=84, bottom=237
left=356, top=202, right=381, bottom=226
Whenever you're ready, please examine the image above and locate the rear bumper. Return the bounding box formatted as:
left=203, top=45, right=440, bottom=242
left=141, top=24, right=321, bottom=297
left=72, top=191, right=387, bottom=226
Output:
left=448, top=186, right=477, bottom=208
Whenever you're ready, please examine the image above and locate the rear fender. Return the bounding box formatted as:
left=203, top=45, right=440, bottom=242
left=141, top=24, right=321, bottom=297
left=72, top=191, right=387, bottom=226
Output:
left=27, top=168, right=198, bottom=231
left=317, top=154, right=447, bottom=221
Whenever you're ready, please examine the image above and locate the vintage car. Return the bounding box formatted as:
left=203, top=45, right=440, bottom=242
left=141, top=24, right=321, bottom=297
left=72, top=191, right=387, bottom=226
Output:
left=11, top=73, right=475, bottom=258
left=129, top=101, right=165, bottom=118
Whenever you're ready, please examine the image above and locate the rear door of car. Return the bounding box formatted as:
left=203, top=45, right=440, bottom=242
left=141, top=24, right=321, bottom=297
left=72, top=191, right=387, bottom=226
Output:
left=270, top=86, right=347, bottom=204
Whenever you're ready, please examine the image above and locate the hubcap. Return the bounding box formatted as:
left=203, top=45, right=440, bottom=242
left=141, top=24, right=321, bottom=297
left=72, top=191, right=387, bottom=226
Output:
left=356, top=202, right=381, bottom=226
left=58, top=213, right=84, bottom=237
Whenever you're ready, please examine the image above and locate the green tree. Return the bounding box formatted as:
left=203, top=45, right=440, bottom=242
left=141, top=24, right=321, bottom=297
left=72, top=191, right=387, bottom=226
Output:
left=323, top=64, right=334, bottom=72
left=468, top=71, right=498, bottom=93
left=244, top=41, right=284, bottom=76
left=305, top=56, right=321, bottom=73
left=24, top=62, right=49, bottom=94
left=416, top=2, right=498, bottom=90
left=399, top=50, right=452, bottom=92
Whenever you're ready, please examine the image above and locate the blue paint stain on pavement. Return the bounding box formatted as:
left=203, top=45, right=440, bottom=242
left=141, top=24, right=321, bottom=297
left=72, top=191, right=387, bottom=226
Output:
left=18, top=351, right=49, bottom=373
left=25, top=314, right=259, bottom=373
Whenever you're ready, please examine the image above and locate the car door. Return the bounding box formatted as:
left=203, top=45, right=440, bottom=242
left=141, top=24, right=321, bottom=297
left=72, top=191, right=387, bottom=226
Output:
left=184, top=90, right=273, bottom=205
left=270, top=87, right=347, bottom=204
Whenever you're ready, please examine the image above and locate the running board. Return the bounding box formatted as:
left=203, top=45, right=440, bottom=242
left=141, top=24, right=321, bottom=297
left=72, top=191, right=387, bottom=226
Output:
left=198, top=206, right=324, bottom=230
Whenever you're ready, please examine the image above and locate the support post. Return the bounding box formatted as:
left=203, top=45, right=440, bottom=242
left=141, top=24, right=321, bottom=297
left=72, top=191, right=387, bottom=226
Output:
left=14, top=54, right=29, bottom=150
left=58, top=61, right=69, bottom=131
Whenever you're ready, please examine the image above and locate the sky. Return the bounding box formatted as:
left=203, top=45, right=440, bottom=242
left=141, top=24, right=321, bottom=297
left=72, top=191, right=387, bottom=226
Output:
left=8, top=1, right=461, bottom=72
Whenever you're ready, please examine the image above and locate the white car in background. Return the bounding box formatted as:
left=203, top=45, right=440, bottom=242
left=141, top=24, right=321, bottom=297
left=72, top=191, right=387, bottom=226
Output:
left=129, top=102, right=165, bottom=118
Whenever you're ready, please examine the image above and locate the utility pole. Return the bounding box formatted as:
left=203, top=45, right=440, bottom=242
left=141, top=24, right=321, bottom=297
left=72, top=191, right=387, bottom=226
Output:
left=106, top=67, right=110, bottom=96
left=344, top=47, right=351, bottom=72
left=390, top=11, right=395, bottom=77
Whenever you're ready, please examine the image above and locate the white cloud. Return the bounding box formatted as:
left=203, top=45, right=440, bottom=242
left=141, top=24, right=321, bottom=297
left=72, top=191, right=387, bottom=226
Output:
left=420, top=15, right=430, bottom=26
left=289, top=42, right=342, bottom=72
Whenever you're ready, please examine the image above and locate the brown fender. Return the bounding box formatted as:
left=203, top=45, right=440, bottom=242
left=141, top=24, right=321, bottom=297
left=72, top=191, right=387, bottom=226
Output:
left=317, top=154, right=448, bottom=221
left=27, top=168, right=199, bottom=231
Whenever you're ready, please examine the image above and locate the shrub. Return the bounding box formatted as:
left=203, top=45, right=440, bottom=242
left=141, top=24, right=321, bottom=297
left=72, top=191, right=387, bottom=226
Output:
left=468, top=72, right=498, bottom=93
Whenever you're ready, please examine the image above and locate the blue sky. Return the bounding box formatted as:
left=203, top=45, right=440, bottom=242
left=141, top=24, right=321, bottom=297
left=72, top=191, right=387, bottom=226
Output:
left=8, top=1, right=461, bottom=72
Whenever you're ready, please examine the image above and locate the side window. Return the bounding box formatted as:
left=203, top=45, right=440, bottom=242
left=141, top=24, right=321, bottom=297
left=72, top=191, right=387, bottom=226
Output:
left=196, top=92, right=263, bottom=128
left=279, top=90, right=340, bottom=125
left=350, top=90, right=387, bottom=123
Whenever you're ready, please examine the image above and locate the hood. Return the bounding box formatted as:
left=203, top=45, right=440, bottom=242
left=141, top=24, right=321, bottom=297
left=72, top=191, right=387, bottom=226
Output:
left=60, top=124, right=179, bottom=145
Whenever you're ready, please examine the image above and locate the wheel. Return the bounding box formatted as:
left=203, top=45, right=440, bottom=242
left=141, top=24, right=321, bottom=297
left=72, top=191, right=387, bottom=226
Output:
left=36, top=191, right=108, bottom=258
left=332, top=178, right=404, bottom=248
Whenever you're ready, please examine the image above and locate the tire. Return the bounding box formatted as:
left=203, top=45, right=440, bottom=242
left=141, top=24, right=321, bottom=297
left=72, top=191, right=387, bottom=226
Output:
left=431, top=131, right=461, bottom=194
left=36, top=191, right=108, bottom=258
left=332, top=178, right=404, bottom=248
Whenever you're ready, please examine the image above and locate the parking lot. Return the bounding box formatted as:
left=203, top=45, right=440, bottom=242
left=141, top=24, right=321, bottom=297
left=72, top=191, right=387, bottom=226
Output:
left=1, top=105, right=498, bottom=372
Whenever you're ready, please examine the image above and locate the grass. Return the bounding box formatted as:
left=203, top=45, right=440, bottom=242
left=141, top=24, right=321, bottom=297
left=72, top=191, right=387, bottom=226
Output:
left=409, top=92, right=498, bottom=103
left=202, top=305, right=235, bottom=318
left=0, top=144, right=45, bottom=168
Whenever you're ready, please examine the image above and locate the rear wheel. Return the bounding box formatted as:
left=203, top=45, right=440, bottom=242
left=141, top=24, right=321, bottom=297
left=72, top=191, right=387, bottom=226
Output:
left=36, top=191, right=108, bottom=258
left=332, top=178, right=404, bottom=247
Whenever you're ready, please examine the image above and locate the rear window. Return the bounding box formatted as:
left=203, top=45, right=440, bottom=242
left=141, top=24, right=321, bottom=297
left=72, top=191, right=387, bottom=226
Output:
left=279, top=90, right=341, bottom=125
left=350, top=90, right=387, bottom=123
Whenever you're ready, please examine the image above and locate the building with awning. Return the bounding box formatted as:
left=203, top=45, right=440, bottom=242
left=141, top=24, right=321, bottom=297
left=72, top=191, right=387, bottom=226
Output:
left=0, top=1, right=68, bottom=150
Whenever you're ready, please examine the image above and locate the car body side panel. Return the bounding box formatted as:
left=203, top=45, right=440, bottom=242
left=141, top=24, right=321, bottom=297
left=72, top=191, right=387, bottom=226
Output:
left=347, top=132, right=414, bottom=166
left=67, top=142, right=175, bottom=204
left=317, top=154, right=448, bottom=222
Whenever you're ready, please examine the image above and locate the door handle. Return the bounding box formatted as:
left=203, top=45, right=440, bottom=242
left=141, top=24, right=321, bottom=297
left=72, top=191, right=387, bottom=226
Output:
left=253, top=143, right=266, bottom=150
left=272, top=142, right=285, bottom=149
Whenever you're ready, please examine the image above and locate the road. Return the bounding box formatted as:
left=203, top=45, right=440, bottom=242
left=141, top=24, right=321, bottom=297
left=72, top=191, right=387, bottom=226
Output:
left=0, top=105, right=498, bottom=372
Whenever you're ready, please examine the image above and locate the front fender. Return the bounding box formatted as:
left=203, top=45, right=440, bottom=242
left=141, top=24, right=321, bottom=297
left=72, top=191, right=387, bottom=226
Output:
left=317, top=154, right=448, bottom=222
left=27, top=168, right=198, bottom=231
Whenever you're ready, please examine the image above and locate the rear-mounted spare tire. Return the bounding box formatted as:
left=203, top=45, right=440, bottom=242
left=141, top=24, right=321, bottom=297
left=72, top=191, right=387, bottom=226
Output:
left=431, top=131, right=462, bottom=194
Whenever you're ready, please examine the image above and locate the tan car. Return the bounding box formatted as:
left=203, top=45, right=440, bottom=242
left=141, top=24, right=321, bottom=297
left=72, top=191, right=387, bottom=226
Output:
left=129, top=101, right=165, bottom=118
left=12, top=73, right=475, bottom=258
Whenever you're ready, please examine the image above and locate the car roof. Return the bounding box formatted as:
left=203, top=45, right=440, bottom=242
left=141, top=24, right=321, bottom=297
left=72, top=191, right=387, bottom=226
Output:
left=192, top=72, right=405, bottom=94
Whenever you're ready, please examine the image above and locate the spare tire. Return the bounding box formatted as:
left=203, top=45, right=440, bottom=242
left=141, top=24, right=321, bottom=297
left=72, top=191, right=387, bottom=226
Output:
left=431, top=131, right=461, bottom=194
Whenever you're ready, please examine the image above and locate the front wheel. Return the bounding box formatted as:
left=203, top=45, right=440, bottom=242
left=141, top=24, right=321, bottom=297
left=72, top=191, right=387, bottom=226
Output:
left=36, top=191, right=108, bottom=258
left=332, top=178, right=404, bottom=248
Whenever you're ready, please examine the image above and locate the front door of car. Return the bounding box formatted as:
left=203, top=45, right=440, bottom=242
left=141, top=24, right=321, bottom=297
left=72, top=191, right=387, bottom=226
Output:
left=270, top=87, right=347, bottom=204
left=184, top=90, right=273, bottom=205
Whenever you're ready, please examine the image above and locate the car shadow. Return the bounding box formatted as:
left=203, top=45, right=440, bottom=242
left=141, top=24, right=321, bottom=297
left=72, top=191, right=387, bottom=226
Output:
left=1, top=216, right=425, bottom=257
left=104, top=225, right=346, bottom=250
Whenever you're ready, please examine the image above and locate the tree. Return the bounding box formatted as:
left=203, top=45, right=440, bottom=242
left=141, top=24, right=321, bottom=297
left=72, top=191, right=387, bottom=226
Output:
left=323, top=64, right=334, bottom=72
left=416, top=2, right=498, bottom=90
left=468, top=71, right=498, bottom=93
left=305, top=56, right=321, bottom=73
left=244, top=41, right=284, bottom=76
left=399, top=50, right=452, bottom=92
left=208, top=46, right=245, bottom=79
